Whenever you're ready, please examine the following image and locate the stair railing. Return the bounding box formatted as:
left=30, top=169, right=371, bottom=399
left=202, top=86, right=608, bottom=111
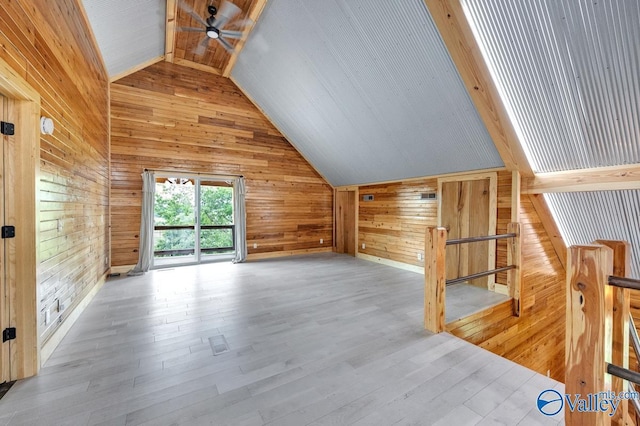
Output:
left=565, top=240, right=640, bottom=425
left=424, top=223, right=521, bottom=333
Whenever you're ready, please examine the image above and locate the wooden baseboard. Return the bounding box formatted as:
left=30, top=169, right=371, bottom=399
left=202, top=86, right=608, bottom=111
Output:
left=247, top=247, right=333, bottom=261
left=356, top=253, right=424, bottom=274
left=109, top=264, right=134, bottom=274
left=40, top=273, right=107, bottom=365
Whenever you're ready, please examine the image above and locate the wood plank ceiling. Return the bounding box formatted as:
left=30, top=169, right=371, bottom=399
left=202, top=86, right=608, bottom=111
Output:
left=172, top=0, right=257, bottom=74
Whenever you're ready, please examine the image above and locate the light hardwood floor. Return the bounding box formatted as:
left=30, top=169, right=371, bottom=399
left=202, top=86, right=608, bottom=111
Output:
left=0, top=254, right=562, bottom=425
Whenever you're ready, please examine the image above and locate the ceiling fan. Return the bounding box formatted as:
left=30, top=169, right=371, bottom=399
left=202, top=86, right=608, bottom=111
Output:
left=177, top=0, right=253, bottom=55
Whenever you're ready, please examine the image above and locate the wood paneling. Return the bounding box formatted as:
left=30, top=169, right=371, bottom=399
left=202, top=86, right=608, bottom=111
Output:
left=356, top=171, right=565, bottom=380
left=110, top=62, right=333, bottom=266
left=0, top=0, right=110, bottom=369
left=358, top=179, right=438, bottom=266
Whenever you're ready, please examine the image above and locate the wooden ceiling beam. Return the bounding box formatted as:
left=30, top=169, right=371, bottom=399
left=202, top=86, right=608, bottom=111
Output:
left=222, top=0, right=268, bottom=78
left=173, top=58, right=222, bottom=75
left=165, top=0, right=178, bottom=63
left=424, top=0, right=533, bottom=177
left=523, top=163, right=640, bottom=194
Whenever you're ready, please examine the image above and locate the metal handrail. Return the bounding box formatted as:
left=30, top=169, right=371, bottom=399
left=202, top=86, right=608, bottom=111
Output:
left=608, top=275, right=640, bottom=291
left=445, top=233, right=517, bottom=246
left=154, top=224, right=235, bottom=230
left=607, top=363, right=640, bottom=386
left=446, top=265, right=516, bottom=286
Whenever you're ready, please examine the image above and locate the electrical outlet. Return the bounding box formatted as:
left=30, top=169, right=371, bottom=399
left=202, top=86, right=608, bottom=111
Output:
left=45, top=309, right=51, bottom=326
left=362, top=243, right=366, bottom=249
left=320, top=238, right=323, bottom=244
left=253, top=243, right=257, bottom=249
left=417, top=251, right=424, bottom=261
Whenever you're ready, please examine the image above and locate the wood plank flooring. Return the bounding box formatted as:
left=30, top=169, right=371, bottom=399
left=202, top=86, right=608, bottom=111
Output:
left=0, top=254, right=562, bottom=425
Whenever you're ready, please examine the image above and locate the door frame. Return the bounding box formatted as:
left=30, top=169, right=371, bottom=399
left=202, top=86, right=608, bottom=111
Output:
left=437, top=172, right=497, bottom=290
left=151, top=172, right=240, bottom=268
left=0, top=57, right=40, bottom=379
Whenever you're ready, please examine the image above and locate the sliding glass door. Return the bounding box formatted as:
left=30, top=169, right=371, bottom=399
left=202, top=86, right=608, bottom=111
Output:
left=152, top=175, right=235, bottom=267
left=199, top=180, right=235, bottom=260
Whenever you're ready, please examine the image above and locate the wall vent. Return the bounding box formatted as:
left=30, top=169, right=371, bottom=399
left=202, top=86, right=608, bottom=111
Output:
left=421, top=192, right=437, bottom=200
left=362, top=194, right=374, bottom=201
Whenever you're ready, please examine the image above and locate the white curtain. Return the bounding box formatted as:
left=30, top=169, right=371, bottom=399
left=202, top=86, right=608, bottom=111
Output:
left=128, top=170, right=155, bottom=275
left=232, top=177, right=247, bottom=263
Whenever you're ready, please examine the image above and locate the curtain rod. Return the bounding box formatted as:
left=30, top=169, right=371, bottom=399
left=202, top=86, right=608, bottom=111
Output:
left=144, top=169, right=244, bottom=179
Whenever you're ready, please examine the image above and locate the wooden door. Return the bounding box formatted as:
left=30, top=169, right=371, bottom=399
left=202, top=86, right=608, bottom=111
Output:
left=441, top=178, right=492, bottom=288
left=336, top=191, right=356, bottom=255
left=0, top=95, right=8, bottom=383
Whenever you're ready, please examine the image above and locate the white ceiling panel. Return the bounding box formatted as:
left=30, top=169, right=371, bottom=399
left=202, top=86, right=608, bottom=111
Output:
left=82, top=0, right=166, bottom=79
left=546, top=191, right=640, bottom=279
left=232, top=0, right=503, bottom=186
left=462, top=0, right=640, bottom=173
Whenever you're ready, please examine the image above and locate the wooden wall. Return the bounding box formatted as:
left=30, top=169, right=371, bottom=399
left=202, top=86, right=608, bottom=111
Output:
left=110, top=62, right=333, bottom=266
left=0, top=1, right=110, bottom=345
left=359, top=179, right=438, bottom=266
left=356, top=171, right=566, bottom=381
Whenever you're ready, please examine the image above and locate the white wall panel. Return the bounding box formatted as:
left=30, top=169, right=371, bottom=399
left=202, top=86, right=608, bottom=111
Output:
left=82, top=0, right=166, bottom=79
left=463, top=0, right=640, bottom=173
left=233, top=0, right=503, bottom=186
left=546, top=191, right=640, bottom=278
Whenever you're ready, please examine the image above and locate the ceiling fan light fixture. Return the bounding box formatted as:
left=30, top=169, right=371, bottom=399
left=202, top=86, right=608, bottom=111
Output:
left=206, top=27, right=220, bottom=39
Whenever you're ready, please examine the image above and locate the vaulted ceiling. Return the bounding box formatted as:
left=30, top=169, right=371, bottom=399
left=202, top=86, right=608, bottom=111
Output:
left=83, top=0, right=640, bottom=275
left=83, top=0, right=505, bottom=186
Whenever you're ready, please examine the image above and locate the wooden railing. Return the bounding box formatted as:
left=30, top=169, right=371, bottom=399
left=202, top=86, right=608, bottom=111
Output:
left=424, top=223, right=522, bottom=333
left=565, top=240, right=640, bottom=425
left=153, top=224, right=235, bottom=257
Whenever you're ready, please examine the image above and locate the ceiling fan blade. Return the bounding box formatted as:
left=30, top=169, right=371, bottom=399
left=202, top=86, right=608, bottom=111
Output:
left=215, top=0, right=242, bottom=30
left=219, top=30, right=244, bottom=39
left=178, top=26, right=205, bottom=32
left=178, top=0, right=208, bottom=27
left=226, top=18, right=254, bottom=29
left=193, top=35, right=210, bottom=55
left=217, top=37, right=235, bottom=53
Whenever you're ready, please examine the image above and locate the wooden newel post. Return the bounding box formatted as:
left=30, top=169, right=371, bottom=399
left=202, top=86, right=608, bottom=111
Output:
left=425, top=226, right=447, bottom=333
left=565, top=244, right=614, bottom=425
left=595, top=240, right=631, bottom=425
left=507, top=222, right=522, bottom=316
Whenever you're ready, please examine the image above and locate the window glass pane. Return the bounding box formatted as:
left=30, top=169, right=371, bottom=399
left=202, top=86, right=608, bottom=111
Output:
left=200, top=184, right=233, bottom=226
